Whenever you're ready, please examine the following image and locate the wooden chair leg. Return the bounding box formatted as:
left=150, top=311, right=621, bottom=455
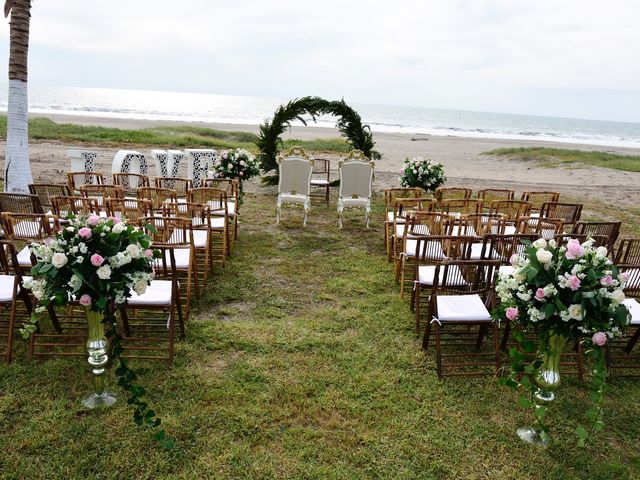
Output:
left=435, top=322, right=443, bottom=379
left=493, top=324, right=501, bottom=374
left=500, top=320, right=511, bottom=351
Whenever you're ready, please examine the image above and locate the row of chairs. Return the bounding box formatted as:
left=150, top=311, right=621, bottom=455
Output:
left=382, top=187, right=639, bottom=379
left=0, top=175, right=243, bottom=365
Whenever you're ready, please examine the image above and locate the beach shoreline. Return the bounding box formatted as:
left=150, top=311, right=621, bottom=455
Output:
left=4, top=112, right=640, bottom=207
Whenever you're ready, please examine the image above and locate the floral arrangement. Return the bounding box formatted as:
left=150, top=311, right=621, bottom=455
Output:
left=494, top=237, right=631, bottom=445
left=213, top=148, right=260, bottom=183
left=22, top=214, right=156, bottom=325
left=399, top=156, right=446, bottom=193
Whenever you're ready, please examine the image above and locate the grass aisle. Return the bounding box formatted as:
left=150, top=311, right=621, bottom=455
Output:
left=1, top=194, right=640, bottom=479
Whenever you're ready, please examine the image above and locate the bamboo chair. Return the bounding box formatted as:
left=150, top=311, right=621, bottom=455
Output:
left=117, top=245, right=184, bottom=365
left=488, top=200, right=531, bottom=226
left=310, top=158, right=331, bottom=206
left=142, top=216, right=199, bottom=316
left=154, top=177, right=193, bottom=198
left=421, top=259, right=501, bottom=379
left=28, top=184, right=71, bottom=212
left=384, top=188, right=423, bottom=258
left=112, top=173, right=150, bottom=195
left=188, top=187, right=234, bottom=254
left=539, top=202, right=582, bottom=228
left=136, top=187, right=178, bottom=214
left=412, top=235, right=476, bottom=334
left=1, top=213, right=60, bottom=272
left=204, top=178, right=239, bottom=215
left=105, top=198, right=153, bottom=224
left=477, top=188, right=515, bottom=206
left=276, top=148, right=314, bottom=226
left=456, top=213, right=508, bottom=237
left=387, top=197, right=434, bottom=261
left=67, top=171, right=105, bottom=193
left=553, top=233, right=610, bottom=250
left=396, top=211, right=454, bottom=296
left=615, top=238, right=640, bottom=265
left=0, top=241, right=33, bottom=363
left=50, top=196, right=101, bottom=219
left=337, top=150, right=374, bottom=228
left=521, top=191, right=560, bottom=214
left=437, top=199, right=483, bottom=217
left=515, top=216, right=564, bottom=240
left=571, top=221, right=621, bottom=253
left=0, top=193, right=43, bottom=215
left=434, top=187, right=472, bottom=201
left=79, top=184, right=124, bottom=210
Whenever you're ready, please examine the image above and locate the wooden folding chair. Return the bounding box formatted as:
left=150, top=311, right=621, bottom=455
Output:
left=50, top=196, right=101, bottom=219
left=0, top=241, right=33, bottom=363
left=310, top=158, right=331, bottom=206
left=106, top=198, right=153, bottom=224
left=477, top=188, right=515, bottom=206
left=422, top=259, right=501, bottom=378
left=387, top=197, right=434, bottom=261
left=79, top=184, right=124, bottom=209
left=112, top=172, right=150, bottom=195
left=155, top=177, right=193, bottom=199
left=118, top=245, right=184, bottom=365
left=615, top=238, right=640, bottom=265
left=571, top=221, right=621, bottom=253
left=539, top=202, right=582, bottom=228
left=1, top=213, right=60, bottom=273
left=136, top=187, right=178, bottom=214
left=521, top=191, right=560, bottom=214
left=67, top=171, right=105, bottom=193
left=516, top=216, right=564, bottom=240
left=188, top=187, right=234, bottom=255
left=489, top=200, right=531, bottom=227
left=0, top=193, right=43, bottom=215
left=435, top=187, right=472, bottom=201
left=28, top=184, right=71, bottom=211
left=437, top=198, right=483, bottom=216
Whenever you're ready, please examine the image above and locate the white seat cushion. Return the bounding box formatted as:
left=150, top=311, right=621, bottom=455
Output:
left=395, top=224, right=406, bottom=238
left=418, top=265, right=468, bottom=286
left=173, top=248, right=192, bottom=269
left=279, top=193, right=308, bottom=205
left=504, top=226, right=517, bottom=235
left=311, top=179, right=330, bottom=186
left=470, top=243, right=499, bottom=260
left=498, top=265, right=515, bottom=275
left=405, top=239, right=446, bottom=259
left=209, top=217, right=226, bottom=229
left=191, top=230, right=208, bottom=248
left=0, top=275, right=16, bottom=302
left=17, top=246, right=32, bottom=267
left=622, top=298, right=640, bottom=325
left=211, top=202, right=236, bottom=216
left=127, top=280, right=172, bottom=306
left=387, top=211, right=407, bottom=224
left=341, top=197, right=370, bottom=208
left=436, top=294, right=492, bottom=322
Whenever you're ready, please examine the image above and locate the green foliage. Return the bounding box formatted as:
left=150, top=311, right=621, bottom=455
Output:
left=485, top=146, right=640, bottom=173
left=256, top=97, right=380, bottom=185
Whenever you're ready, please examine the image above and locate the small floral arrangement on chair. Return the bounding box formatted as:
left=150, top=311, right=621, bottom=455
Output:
left=494, top=237, right=631, bottom=446
left=23, top=214, right=156, bottom=320
left=213, top=148, right=261, bottom=184
left=400, top=156, right=446, bottom=193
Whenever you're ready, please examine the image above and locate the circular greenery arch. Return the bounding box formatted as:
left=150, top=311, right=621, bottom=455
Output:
left=256, top=96, right=381, bottom=184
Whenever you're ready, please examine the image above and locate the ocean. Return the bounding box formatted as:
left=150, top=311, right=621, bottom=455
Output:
left=2, top=86, right=640, bottom=149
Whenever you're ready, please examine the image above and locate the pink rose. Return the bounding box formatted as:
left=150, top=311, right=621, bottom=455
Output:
left=87, top=215, right=100, bottom=226
left=90, top=254, right=105, bottom=267
left=567, top=275, right=581, bottom=291
left=509, top=254, right=519, bottom=266
left=565, top=239, right=585, bottom=259
left=600, top=275, right=613, bottom=287
left=535, top=288, right=546, bottom=300
left=79, top=294, right=92, bottom=306
left=109, top=216, right=121, bottom=224
left=144, top=249, right=154, bottom=258
left=619, top=272, right=630, bottom=282
left=78, top=227, right=92, bottom=239
left=592, top=332, right=607, bottom=346
left=506, top=307, right=519, bottom=321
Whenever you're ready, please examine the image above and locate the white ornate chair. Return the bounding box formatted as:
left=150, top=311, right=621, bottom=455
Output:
left=276, top=147, right=314, bottom=226
left=337, top=150, right=374, bottom=228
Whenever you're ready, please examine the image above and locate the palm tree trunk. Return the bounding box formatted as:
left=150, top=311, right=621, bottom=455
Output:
left=4, top=0, right=33, bottom=193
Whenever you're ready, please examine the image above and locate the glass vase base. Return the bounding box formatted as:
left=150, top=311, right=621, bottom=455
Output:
left=81, top=391, right=117, bottom=409
left=517, top=427, right=551, bottom=446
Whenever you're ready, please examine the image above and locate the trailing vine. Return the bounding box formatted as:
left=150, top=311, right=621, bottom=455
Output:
left=256, top=96, right=380, bottom=185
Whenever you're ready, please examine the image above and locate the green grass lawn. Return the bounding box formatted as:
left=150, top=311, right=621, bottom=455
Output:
left=0, top=116, right=349, bottom=154
left=484, top=147, right=640, bottom=172
left=1, top=195, right=640, bottom=479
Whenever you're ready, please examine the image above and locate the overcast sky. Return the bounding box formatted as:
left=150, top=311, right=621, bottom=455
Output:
left=1, top=0, right=639, bottom=122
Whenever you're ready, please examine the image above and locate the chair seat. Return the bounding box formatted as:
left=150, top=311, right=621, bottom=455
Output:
left=311, top=179, right=330, bottom=186
left=395, top=224, right=406, bottom=238
left=127, top=280, right=173, bottom=306
left=279, top=193, right=309, bottom=204
left=470, top=243, right=499, bottom=260
left=191, top=230, right=208, bottom=248
left=622, top=298, right=640, bottom=325
left=211, top=202, right=236, bottom=216
left=208, top=217, right=226, bottom=229
left=498, top=265, right=515, bottom=275
left=418, top=265, right=467, bottom=286
left=404, top=239, right=446, bottom=259
left=504, top=226, right=517, bottom=235
left=172, top=248, right=192, bottom=269
left=0, top=275, right=16, bottom=302
left=436, top=294, right=492, bottom=322
left=386, top=211, right=407, bottom=224
left=17, top=246, right=32, bottom=267
left=341, top=197, right=370, bottom=208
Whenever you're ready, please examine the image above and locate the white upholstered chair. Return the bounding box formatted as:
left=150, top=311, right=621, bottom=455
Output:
left=337, top=150, right=374, bottom=228
left=276, top=147, right=314, bottom=226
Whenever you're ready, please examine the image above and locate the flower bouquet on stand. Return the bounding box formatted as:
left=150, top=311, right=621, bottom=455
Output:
left=212, top=148, right=260, bottom=200
left=494, top=237, right=631, bottom=446
left=399, top=156, right=446, bottom=194
left=23, top=214, right=157, bottom=409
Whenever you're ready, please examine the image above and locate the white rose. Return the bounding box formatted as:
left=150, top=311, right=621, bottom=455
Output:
left=32, top=285, right=44, bottom=300
left=611, top=289, right=625, bottom=303
left=536, top=250, right=553, bottom=264
left=51, top=252, right=68, bottom=269
left=112, top=222, right=127, bottom=234
left=134, top=279, right=148, bottom=295
left=533, top=238, right=547, bottom=249
left=568, top=304, right=583, bottom=320
left=126, top=244, right=142, bottom=258
left=595, top=246, right=608, bottom=258
left=513, top=271, right=526, bottom=282
left=96, top=265, right=112, bottom=280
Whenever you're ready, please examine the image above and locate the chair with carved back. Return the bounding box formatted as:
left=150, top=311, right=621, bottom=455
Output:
left=337, top=150, right=375, bottom=228
left=275, top=147, right=314, bottom=226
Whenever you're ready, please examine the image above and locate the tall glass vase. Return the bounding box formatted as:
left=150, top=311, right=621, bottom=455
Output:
left=81, top=309, right=117, bottom=409
left=517, top=333, right=567, bottom=446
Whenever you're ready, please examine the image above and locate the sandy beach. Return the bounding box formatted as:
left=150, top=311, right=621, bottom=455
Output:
left=6, top=113, right=640, bottom=207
